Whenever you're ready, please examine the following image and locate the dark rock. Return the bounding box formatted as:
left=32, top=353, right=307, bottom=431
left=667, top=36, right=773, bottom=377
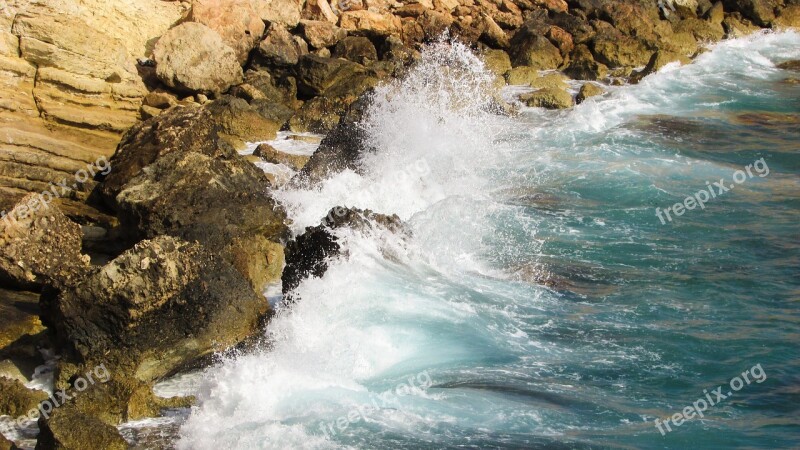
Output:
left=295, top=54, right=369, bottom=97
left=510, top=18, right=564, bottom=68
left=777, top=60, right=800, bottom=71
left=722, top=0, right=778, bottom=26
left=205, top=96, right=283, bottom=149
left=565, top=44, right=609, bottom=80
left=282, top=207, right=406, bottom=297
left=42, top=236, right=269, bottom=383
left=288, top=95, right=350, bottom=133
left=576, top=82, right=605, bottom=103
left=0, top=377, right=48, bottom=418
left=333, top=36, right=379, bottom=65
left=520, top=87, right=574, bottom=109
left=36, top=408, right=127, bottom=450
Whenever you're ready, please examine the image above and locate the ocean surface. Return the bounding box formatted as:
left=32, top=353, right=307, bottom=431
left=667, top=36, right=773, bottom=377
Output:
left=140, top=31, right=799, bottom=450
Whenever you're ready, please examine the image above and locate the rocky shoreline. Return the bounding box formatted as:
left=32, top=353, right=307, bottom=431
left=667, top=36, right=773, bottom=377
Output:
left=1, top=0, right=799, bottom=448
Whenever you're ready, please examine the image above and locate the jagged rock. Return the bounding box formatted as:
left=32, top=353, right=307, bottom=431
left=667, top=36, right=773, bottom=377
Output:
left=42, top=236, right=269, bottom=382
left=0, top=194, right=89, bottom=290
left=282, top=207, right=406, bottom=297
left=36, top=408, right=127, bottom=450
left=673, top=16, right=725, bottom=41
left=258, top=23, right=309, bottom=66
left=777, top=60, right=800, bottom=71
left=0, top=433, right=16, bottom=450
left=774, top=5, right=800, bottom=29
left=576, top=82, right=605, bottom=103
left=333, top=36, right=378, bottom=65
left=520, top=87, right=573, bottom=109
left=97, top=106, right=288, bottom=293
left=482, top=49, right=512, bottom=77
left=288, top=96, right=350, bottom=133
left=723, top=12, right=761, bottom=36
left=253, top=0, right=305, bottom=27
left=190, top=0, right=266, bottom=64
left=299, top=20, right=347, bottom=49
left=295, top=54, right=369, bottom=96
left=154, top=22, right=243, bottom=94
left=254, top=144, right=312, bottom=170
left=591, top=22, right=652, bottom=68
left=303, top=0, right=340, bottom=23
left=509, top=20, right=564, bottom=69
left=293, top=91, right=372, bottom=184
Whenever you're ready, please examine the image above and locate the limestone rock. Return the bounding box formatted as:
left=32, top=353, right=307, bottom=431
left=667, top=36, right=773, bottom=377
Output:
left=0, top=377, right=48, bottom=418
left=565, top=44, right=608, bottom=80
left=190, top=0, right=266, bottom=64
left=36, top=408, right=127, bottom=450
left=722, top=0, right=777, bottom=26
left=252, top=0, right=305, bottom=27
left=530, top=73, right=569, bottom=90
left=302, top=0, right=340, bottom=23
left=154, top=22, right=244, bottom=94
left=0, top=194, right=89, bottom=290
left=205, top=96, right=283, bottom=149
left=338, top=10, right=402, bottom=36
left=632, top=50, right=692, bottom=82
left=288, top=96, right=350, bottom=133
left=295, top=54, right=369, bottom=96
left=333, top=36, right=378, bottom=65
left=254, top=143, right=312, bottom=170
left=774, top=5, right=800, bottom=29
left=506, top=66, right=539, bottom=85
left=259, top=23, right=309, bottom=66
left=482, top=49, right=512, bottom=77
left=510, top=22, right=563, bottom=69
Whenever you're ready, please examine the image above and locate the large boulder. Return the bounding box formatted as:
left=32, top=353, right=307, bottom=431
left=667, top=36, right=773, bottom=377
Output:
left=520, top=87, right=573, bottom=109
left=252, top=0, right=305, bottom=27
left=509, top=23, right=563, bottom=68
left=299, top=20, right=347, bottom=49
left=565, top=44, right=608, bottom=80
left=154, top=22, right=244, bottom=94
left=42, top=236, right=269, bottom=382
left=205, top=96, right=284, bottom=148
left=36, top=408, right=127, bottom=450
left=190, top=0, right=266, bottom=64
left=0, top=377, right=48, bottom=418
left=338, top=10, right=402, bottom=36
left=0, top=194, right=89, bottom=290
left=576, top=82, right=605, bottom=103
left=258, top=23, right=309, bottom=66
left=97, top=106, right=288, bottom=293
left=723, top=0, right=778, bottom=26
left=333, top=36, right=379, bottom=65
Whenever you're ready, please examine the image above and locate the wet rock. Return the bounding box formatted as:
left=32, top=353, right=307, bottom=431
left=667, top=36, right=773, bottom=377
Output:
left=36, top=408, right=127, bottom=450
left=299, top=20, right=347, bottom=49
left=0, top=289, right=46, bottom=380
left=774, top=5, right=800, bottom=29
left=0, top=195, right=89, bottom=290
left=42, top=236, right=269, bottom=383
left=510, top=20, right=564, bottom=69
left=520, top=87, right=573, bottom=109
left=722, top=12, right=761, bottom=36
left=259, top=24, right=309, bottom=67
left=565, top=44, right=608, bottom=80
left=673, top=16, right=725, bottom=41
left=153, top=22, right=243, bottom=95
left=631, top=50, right=692, bottom=82
left=590, top=26, right=652, bottom=68
left=576, top=82, right=605, bottom=103
left=189, top=0, right=265, bottom=64
left=333, top=37, right=379, bottom=65
left=530, top=73, right=569, bottom=90
left=506, top=66, right=539, bottom=85
left=254, top=144, right=312, bottom=171
left=295, top=54, right=369, bottom=96
left=0, top=434, right=16, bottom=450
left=723, top=0, right=777, bottom=26
left=282, top=207, right=406, bottom=297
left=776, top=60, right=800, bottom=71
left=288, top=96, right=350, bottom=133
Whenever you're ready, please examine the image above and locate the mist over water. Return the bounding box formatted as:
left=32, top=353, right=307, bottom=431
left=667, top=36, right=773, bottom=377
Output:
left=174, top=31, right=800, bottom=449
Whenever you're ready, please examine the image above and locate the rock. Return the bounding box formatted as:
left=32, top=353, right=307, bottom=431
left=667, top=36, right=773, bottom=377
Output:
left=631, top=50, right=692, bottom=82
left=295, top=54, right=369, bottom=96
left=302, top=0, right=340, bottom=23
left=36, top=408, right=127, bottom=450
left=190, top=0, right=266, bottom=64
left=774, top=5, right=800, bottom=29
left=533, top=0, right=568, bottom=13
left=143, top=91, right=179, bottom=109
left=722, top=12, right=761, bottom=37
left=0, top=434, right=16, bottom=450
left=706, top=1, right=725, bottom=24
left=481, top=14, right=510, bottom=48
left=673, top=16, right=725, bottom=41
left=252, top=0, right=305, bottom=27
left=96, top=106, right=288, bottom=293
left=299, top=20, right=347, bottom=49
left=333, top=36, right=378, bottom=65
left=529, top=73, right=569, bottom=90
left=288, top=96, right=350, bottom=133
left=777, top=60, right=800, bottom=71
left=482, top=49, right=512, bottom=77
left=258, top=23, right=309, bottom=66
left=591, top=29, right=652, bottom=68
left=42, top=236, right=269, bottom=382
left=0, top=289, right=45, bottom=365
left=0, top=377, right=48, bottom=418
left=282, top=207, right=406, bottom=297
left=205, top=96, right=283, bottom=149
left=509, top=21, right=564, bottom=69
left=1, top=194, right=89, bottom=290
left=338, top=10, right=402, bottom=36
left=293, top=91, right=372, bottom=184
left=722, top=0, right=777, bottom=26
left=0, top=0, right=186, bottom=201
left=506, top=66, right=539, bottom=85
left=520, top=87, right=573, bottom=109
left=154, top=22, right=243, bottom=95
left=576, top=82, right=605, bottom=103
left=254, top=144, right=312, bottom=170
left=565, top=44, right=608, bottom=80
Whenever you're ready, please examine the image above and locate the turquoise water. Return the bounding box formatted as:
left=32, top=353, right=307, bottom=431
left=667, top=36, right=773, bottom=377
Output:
left=174, top=31, right=800, bottom=449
